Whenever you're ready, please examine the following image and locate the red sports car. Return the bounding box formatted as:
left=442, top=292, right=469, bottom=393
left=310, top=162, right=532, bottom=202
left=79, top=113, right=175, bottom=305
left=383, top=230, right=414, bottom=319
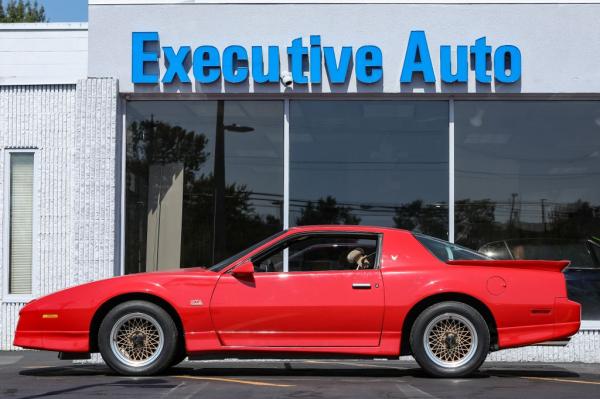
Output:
left=14, top=225, right=580, bottom=377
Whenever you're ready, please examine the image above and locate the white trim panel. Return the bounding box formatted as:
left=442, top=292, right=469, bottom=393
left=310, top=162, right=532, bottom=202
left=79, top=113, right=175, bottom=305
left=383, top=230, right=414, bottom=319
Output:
left=0, top=25, right=88, bottom=86
left=0, top=23, right=87, bottom=31
left=581, top=321, right=600, bottom=330
left=89, top=1, right=600, bottom=5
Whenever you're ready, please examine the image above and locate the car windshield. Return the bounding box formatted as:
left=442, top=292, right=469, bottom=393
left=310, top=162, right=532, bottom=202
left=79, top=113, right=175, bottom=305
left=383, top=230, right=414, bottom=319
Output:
left=208, top=230, right=286, bottom=272
left=414, top=233, right=489, bottom=262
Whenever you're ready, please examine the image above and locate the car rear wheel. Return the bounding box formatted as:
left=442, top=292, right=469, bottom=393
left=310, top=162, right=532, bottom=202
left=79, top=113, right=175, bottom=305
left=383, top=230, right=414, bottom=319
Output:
left=98, top=300, right=178, bottom=376
left=410, top=301, right=490, bottom=378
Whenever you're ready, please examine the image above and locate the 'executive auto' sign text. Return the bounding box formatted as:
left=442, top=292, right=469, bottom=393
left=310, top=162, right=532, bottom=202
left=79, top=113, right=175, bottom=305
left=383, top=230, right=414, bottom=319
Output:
left=132, top=31, right=521, bottom=86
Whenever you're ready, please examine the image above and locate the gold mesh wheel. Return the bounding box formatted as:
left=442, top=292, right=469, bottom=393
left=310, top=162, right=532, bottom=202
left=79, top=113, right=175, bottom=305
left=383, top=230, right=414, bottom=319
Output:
left=423, top=313, right=478, bottom=368
left=109, top=313, right=165, bottom=368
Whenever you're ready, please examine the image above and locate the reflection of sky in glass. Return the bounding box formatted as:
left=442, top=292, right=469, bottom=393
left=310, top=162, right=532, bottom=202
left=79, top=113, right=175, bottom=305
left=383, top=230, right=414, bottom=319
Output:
left=290, top=101, right=449, bottom=227
left=456, top=101, right=600, bottom=224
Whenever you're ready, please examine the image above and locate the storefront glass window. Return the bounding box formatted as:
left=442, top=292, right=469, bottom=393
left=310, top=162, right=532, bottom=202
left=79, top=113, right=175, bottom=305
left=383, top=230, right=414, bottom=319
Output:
left=125, top=101, right=283, bottom=274
left=455, top=101, right=600, bottom=319
left=289, top=101, right=449, bottom=239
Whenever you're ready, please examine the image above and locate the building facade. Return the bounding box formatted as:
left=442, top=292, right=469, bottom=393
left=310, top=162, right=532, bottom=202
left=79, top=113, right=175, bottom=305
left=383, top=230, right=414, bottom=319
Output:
left=1, top=1, right=600, bottom=362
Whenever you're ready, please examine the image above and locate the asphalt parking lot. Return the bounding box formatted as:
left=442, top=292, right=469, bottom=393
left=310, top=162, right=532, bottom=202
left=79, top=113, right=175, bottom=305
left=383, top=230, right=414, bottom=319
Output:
left=1, top=351, right=600, bottom=399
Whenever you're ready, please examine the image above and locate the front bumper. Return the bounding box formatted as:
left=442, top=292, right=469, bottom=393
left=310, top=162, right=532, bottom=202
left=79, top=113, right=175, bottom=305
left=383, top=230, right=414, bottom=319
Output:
left=13, top=302, right=90, bottom=352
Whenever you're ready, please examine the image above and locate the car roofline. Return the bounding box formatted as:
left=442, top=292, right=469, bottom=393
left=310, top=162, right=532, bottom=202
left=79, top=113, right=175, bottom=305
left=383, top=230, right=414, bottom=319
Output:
left=287, top=225, right=409, bottom=234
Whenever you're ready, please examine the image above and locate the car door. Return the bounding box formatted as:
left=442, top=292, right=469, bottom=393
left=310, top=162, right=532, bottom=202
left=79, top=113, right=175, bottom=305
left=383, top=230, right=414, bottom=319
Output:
left=209, top=233, right=385, bottom=347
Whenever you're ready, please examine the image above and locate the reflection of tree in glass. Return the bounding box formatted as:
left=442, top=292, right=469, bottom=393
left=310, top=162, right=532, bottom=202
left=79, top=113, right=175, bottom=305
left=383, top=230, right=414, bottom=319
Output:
left=180, top=174, right=281, bottom=266
left=296, top=196, right=360, bottom=226
left=127, top=119, right=210, bottom=273
left=128, top=119, right=208, bottom=174
left=454, top=199, right=498, bottom=249
left=127, top=119, right=281, bottom=269
left=455, top=198, right=600, bottom=250
left=550, top=201, right=600, bottom=239
left=393, top=200, right=449, bottom=239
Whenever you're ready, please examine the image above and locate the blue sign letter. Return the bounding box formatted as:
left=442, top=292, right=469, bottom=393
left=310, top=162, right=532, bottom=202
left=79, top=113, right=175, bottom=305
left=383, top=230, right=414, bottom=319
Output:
left=287, top=37, right=308, bottom=84
left=470, top=37, right=492, bottom=84
left=323, top=47, right=352, bottom=84
left=132, top=32, right=159, bottom=84
left=440, top=45, right=468, bottom=83
left=223, top=45, right=249, bottom=83
left=310, top=35, right=322, bottom=84
left=401, top=31, right=435, bottom=83
left=162, top=46, right=191, bottom=83
left=494, top=45, right=521, bottom=83
left=356, top=45, right=382, bottom=84
left=252, top=46, right=280, bottom=83
left=193, top=46, right=221, bottom=84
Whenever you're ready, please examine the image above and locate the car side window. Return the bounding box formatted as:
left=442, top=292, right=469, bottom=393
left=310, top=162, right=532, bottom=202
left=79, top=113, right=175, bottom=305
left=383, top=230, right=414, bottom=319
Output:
left=414, top=233, right=488, bottom=261
left=253, top=234, right=379, bottom=273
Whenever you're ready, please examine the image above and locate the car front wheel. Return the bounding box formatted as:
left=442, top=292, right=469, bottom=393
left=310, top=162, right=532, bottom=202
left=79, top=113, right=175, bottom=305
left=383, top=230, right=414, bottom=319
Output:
left=410, top=301, right=490, bottom=378
left=98, top=300, right=178, bottom=376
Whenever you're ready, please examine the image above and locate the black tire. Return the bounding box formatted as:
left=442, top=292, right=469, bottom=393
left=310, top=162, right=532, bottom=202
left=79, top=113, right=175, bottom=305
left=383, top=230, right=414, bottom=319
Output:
left=98, top=300, right=178, bottom=376
left=409, top=301, right=490, bottom=378
left=169, top=343, right=188, bottom=368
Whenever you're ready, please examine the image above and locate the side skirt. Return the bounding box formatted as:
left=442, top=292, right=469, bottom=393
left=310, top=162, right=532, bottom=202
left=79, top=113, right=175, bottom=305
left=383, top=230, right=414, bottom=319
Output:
left=188, top=351, right=398, bottom=361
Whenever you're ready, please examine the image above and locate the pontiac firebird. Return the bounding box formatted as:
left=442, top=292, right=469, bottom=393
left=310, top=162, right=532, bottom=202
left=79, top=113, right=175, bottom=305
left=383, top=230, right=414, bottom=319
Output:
left=14, top=226, right=580, bottom=377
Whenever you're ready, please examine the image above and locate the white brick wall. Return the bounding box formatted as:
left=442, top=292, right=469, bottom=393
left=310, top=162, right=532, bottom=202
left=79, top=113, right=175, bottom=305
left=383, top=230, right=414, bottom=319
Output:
left=71, top=78, right=119, bottom=285
left=487, top=330, right=600, bottom=363
left=0, top=85, right=76, bottom=349
left=0, top=79, right=118, bottom=350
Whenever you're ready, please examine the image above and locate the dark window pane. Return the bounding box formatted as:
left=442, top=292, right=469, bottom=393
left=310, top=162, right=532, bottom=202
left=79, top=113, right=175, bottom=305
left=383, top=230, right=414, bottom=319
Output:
left=504, top=239, right=594, bottom=267
left=125, top=101, right=283, bottom=274
left=290, top=101, right=449, bottom=239
left=455, top=101, right=600, bottom=319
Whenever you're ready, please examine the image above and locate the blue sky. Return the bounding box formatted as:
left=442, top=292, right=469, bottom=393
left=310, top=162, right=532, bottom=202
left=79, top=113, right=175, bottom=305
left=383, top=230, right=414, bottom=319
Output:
left=38, top=0, right=88, bottom=22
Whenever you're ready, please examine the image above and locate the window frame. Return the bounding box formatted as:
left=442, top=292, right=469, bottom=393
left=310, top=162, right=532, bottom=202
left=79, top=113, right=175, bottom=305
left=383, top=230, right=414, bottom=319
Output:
left=249, top=231, right=383, bottom=274
left=2, top=149, right=40, bottom=303
left=123, top=96, right=600, bottom=321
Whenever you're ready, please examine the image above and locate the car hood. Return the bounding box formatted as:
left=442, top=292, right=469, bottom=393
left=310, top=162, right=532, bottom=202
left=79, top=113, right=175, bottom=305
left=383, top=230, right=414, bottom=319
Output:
left=24, top=267, right=219, bottom=309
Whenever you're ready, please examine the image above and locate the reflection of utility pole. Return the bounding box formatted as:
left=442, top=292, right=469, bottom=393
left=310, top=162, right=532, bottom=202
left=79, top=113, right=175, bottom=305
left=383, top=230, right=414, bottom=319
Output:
left=509, top=193, right=518, bottom=226
left=541, top=198, right=547, bottom=233
left=212, top=101, right=226, bottom=264
left=211, top=100, right=254, bottom=264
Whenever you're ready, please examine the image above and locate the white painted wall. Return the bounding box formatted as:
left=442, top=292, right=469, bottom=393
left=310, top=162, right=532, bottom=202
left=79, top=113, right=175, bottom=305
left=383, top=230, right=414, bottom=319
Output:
left=0, top=23, right=88, bottom=86
left=89, top=2, right=600, bottom=94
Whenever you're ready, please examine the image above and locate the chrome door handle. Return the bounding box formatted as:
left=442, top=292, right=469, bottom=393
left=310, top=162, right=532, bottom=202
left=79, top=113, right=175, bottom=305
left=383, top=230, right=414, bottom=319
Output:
left=352, top=283, right=371, bottom=289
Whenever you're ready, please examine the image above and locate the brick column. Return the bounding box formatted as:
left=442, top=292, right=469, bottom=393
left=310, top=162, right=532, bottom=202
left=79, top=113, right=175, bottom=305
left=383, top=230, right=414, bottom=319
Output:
left=71, top=78, right=120, bottom=285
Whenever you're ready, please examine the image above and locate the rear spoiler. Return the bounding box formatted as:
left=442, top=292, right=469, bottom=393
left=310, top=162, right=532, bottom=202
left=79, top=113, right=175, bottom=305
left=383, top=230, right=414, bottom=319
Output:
left=446, top=260, right=570, bottom=273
